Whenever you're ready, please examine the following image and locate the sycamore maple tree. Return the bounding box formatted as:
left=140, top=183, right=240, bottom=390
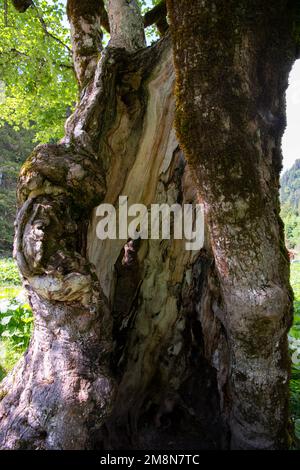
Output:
left=0, top=0, right=299, bottom=451
left=0, top=0, right=76, bottom=141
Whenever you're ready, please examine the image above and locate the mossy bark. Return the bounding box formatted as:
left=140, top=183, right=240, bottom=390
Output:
left=167, top=0, right=298, bottom=450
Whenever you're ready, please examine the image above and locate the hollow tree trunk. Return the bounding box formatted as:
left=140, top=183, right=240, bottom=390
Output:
left=0, top=0, right=298, bottom=450
left=0, top=30, right=226, bottom=449
left=167, top=0, right=297, bottom=450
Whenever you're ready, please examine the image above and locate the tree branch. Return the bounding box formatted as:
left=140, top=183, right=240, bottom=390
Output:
left=4, top=48, right=73, bottom=69
left=4, top=0, right=8, bottom=26
left=32, top=1, right=72, bottom=54
left=108, top=0, right=146, bottom=51
left=11, top=0, right=32, bottom=13
left=67, top=0, right=109, bottom=87
left=10, top=1, right=71, bottom=54
left=143, top=0, right=168, bottom=35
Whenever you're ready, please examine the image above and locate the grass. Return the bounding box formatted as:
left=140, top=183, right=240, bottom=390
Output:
left=0, top=339, right=24, bottom=382
left=0, top=258, right=21, bottom=287
left=0, top=258, right=22, bottom=302
left=290, top=262, right=300, bottom=442
left=0, top=286, right=22, bottom=300
left=0, top=258, right=32, bottom=379
left=0, top=258, right=22, bottom=300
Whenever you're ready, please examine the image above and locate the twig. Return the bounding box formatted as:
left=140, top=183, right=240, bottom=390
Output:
left=2, top=48, right=73, bottom=69
left=31, top=1, right=72, bottom=55
left=4, top=0, right=8, bottom=26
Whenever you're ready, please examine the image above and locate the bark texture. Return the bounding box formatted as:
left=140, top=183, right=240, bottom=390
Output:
left=88, top=40, right=227, bottom=450
left=167, top=0, right=297, bottom=450
left=108, top=0, right=146, bottom=51
left=0, top=0, right=298, bottom=451
left=67, top=0, right=106, bottom=87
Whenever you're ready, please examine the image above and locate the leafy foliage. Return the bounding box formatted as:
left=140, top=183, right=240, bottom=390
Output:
left=0, top=258, right=31, bottom=380
left=289, top=263, right=300, bottom=442
left=281, top=159, right=300, bottom=210
left=0, top=0, right=77, bottom=142
left=0, top=258, right=21, bottom=286
left=0, top=295, right=33, bottom=348
left=0, top=293, right=33, bottom=380
left=281, top=160, right=300, bottom=250
left=0, top=123, right=35, bottom=255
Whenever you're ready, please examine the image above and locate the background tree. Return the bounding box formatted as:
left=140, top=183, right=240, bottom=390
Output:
left=0, top=0, right=299, bottom=450
left=0, top=124, right=35, bottom=255
left=281, top=159, right=300, bottom=250
left=0, top=0, right=76, bottom=141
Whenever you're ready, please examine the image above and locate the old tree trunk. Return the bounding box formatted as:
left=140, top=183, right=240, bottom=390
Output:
left=0, top=0, right=299, bottom=450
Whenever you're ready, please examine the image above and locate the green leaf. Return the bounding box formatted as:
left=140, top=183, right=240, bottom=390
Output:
left=0, top=315, right=13, bottom=325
